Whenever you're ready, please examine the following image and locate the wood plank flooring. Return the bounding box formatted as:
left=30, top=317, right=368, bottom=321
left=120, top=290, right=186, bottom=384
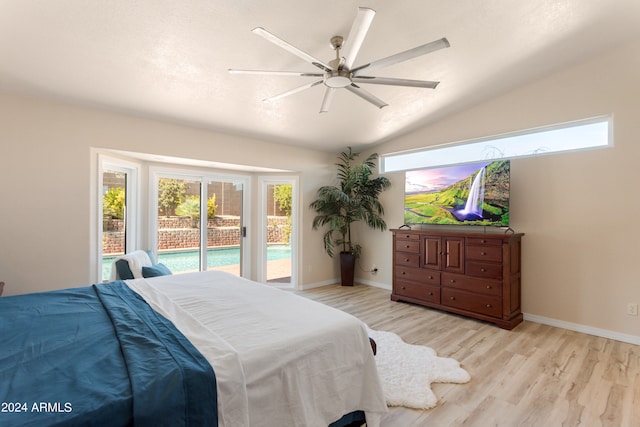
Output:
left=295, top=284, right=640, bottom=427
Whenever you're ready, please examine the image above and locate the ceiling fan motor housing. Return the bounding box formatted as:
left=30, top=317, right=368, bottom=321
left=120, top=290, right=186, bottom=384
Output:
left=324, top=36, right=351, bottom=88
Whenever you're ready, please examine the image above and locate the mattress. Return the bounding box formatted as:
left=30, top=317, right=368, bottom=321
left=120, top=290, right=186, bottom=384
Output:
left=126, top=270, right=387, bottom=427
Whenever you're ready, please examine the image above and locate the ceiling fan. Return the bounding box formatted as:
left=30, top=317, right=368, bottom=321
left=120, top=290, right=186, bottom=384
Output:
left=229, top=7, right=450, bottom=113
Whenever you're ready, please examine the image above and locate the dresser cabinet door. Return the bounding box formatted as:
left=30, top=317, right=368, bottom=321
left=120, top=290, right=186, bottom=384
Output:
left=422, top=236, right=442, bottom=270
left=421, top=236, right=464, bottom=273
left=443, top=237, right=465, bottom=273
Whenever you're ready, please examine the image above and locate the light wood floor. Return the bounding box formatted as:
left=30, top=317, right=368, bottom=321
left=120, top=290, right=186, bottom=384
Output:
left=296, top=284, right=640, bottom=427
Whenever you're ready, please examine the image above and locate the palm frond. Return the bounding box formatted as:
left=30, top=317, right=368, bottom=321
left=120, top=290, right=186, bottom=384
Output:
left=309, top=146, right=391, bottom=257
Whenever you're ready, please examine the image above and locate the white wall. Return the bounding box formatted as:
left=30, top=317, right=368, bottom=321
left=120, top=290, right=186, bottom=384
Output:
left=358, top=39, right=640, bottom=339
left=2, top=38, right=639, bottom=341
left=0, top=93, right=336, bottom=295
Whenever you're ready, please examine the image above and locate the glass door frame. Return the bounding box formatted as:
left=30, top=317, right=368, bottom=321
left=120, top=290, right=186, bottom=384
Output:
left=94, top=153, right=141, bottom=282
left=149, top=166, right=251, bottom=278
left=257, top=175, right=298, bottom=287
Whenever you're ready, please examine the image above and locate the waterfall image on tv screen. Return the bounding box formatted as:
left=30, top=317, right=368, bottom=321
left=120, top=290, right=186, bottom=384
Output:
left=404, top=160, right=510, bottom=226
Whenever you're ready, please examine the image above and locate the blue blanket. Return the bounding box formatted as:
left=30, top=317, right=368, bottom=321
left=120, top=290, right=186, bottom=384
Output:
left=0, top=281, right=217, bottom=427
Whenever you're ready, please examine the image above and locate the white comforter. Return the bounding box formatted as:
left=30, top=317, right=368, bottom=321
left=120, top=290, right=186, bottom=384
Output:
left=126, top=271, right=387, bottom=427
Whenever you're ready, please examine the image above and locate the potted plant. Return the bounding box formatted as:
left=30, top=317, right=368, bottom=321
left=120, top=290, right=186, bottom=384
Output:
left=310, top=147, right=391, bottom=286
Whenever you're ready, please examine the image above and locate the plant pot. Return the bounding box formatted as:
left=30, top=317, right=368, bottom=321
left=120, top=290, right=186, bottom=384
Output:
left=339, top=251, right=356, bottom=286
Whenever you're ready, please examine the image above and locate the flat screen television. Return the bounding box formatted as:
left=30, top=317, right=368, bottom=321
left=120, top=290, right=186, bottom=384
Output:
left=404, top=160, right=510, bottom=227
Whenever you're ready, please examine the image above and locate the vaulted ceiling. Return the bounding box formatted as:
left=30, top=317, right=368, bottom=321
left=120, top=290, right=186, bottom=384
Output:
left=1, top=1, right=639, bottom=152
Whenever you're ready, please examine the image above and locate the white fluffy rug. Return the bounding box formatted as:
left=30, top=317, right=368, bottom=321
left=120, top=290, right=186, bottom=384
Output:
left=367, top=328, right=471, bottom=409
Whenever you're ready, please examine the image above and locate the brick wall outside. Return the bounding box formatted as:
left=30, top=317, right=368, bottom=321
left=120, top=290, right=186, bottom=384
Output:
left=103, top=215, right=289, bottom=255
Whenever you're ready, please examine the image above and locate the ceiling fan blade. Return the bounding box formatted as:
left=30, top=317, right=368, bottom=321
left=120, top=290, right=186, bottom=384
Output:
left=228, top=69, right=323, bottom=77
left=320, top=87, right=336, bottom=113
left=345, top=83, right=388, bottom=109
left=352, top=76, right=439, bottom=89
left=341, top=7, right=376, bottom=70
left=263, top=79, right=324, bottom=102
left=352, top=37, right=450, bottom=76
left=252, top=27, right=333, bottom=72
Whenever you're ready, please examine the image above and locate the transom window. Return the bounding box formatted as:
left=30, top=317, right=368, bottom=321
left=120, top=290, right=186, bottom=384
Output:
left=380, top=116, right=611, bottom=173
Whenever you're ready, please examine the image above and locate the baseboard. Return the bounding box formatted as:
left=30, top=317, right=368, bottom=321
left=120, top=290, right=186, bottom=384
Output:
left=297, top=279, right=337, bottom=291
left=524, top=313, right=640, bottom=345
left=300, top=280, right=640, bottom=345
left=358, top=278, right=392, bottom=291
left=299, top=278, right=392, bottom=291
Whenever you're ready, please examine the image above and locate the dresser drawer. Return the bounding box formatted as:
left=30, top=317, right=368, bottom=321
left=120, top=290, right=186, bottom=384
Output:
left=395, top=266, right=440, bottom=285
left=395, top=281, right=440, bottom=304
left=396, top=239, right=420, bottom=253
left=395, top=233, right=420, bottom=241
left=441, top=273, right=502, bottom=297
left=467, top=237, right=502, bottom=246
left=395, top=252, right=420, bottom=268
left=442, top=288, right=502, bottom=318
left=466, top=245, right=502, bottom=262
left=466, top=260, right=503, bottom=280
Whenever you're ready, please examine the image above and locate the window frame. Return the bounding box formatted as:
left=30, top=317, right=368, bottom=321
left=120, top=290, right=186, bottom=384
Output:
left=149, top=166, right=252, bottom=278
left=94, top=154, right=141, bottom=282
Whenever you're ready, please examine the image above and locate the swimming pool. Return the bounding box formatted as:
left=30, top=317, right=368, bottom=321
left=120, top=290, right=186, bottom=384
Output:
left=102, top=245, right=291, bottom=280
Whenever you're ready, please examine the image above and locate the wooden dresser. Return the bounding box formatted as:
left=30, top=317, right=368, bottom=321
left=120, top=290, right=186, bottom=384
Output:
left=391, top=229, right=523, bottom=329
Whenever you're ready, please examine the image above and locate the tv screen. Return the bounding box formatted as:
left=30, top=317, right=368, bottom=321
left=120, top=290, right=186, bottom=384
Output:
left=404, top=160, right=510, bottom=227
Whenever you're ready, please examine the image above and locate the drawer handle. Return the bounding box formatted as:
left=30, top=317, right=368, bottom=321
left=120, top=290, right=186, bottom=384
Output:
left=481, top=252, right=486, bottom=256
left=450, top=279, right=456, bottom=283
left=481, top=239, right=486, bottom=243
left=486, top=285, right=492, bottom=289
left=449, top=296, right=455, bottom=300
left=401, top=286, right=406, bottom=290
left=405, top=245, right=410, bottom=249
left=480, top=268, right=486, bottom=272
left=486, top=304, right=492, bottom=308
left=428, top=276, right=433, bottom=280
left=428, top=292, right=433, bottom=296
left=404, top=235, right=410, bottom=238
left=401, top=271, right=406, bottom=275
left=405, top=258, right=410, bottom=262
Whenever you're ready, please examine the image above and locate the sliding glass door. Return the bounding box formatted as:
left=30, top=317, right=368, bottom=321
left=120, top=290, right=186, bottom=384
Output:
left=204, top=179, right=243, bottom=276
left=152, top=170, right=247, bottom=277
left=156, top=177, right=202, bottom=274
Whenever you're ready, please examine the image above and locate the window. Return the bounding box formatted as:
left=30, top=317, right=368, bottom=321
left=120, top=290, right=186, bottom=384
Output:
left=259, top=178, right=297, bottom=286
left=102, top=170, right=127, bottom=273
left=97, top=156, right=140, bottom=281
left=156, top=177, right=203, bottom=274
left=380, top=116, right=611, bottom=173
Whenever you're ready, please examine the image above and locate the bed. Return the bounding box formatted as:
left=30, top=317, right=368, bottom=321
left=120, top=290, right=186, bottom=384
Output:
left=0, top=270, right=387, bottom=426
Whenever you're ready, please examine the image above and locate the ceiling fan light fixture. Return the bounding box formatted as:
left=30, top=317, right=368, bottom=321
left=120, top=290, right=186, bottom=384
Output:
left=324, top=69, right=352, bottom=88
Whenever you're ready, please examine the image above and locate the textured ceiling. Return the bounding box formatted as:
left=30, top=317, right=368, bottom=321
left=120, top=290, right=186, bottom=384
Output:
left=1, top=0, right=639, bottom=152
